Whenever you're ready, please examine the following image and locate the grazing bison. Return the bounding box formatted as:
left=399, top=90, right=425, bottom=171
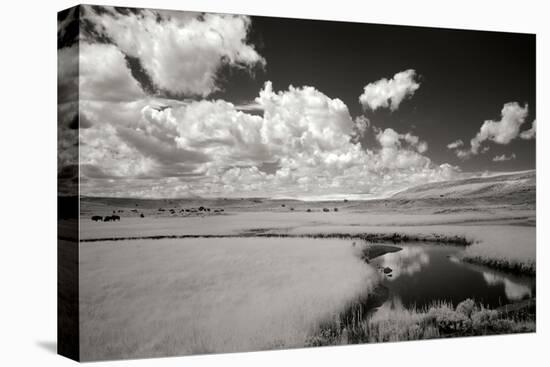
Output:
left=111, top=215, right=121, bottom=221
left=103, top=216, right=113, bottom=222
left=140, top=213, right=145, bottom=218
left=91, top=215, right=103, bottom=222
left=323, top=208, right=330, bottom=212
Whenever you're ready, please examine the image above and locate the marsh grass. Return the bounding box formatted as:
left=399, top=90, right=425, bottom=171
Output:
left=80, top=231, right=473, bottom=246
left=306, top=298, right=535, bottom=346
left=461, top=255, right=536, bottom=276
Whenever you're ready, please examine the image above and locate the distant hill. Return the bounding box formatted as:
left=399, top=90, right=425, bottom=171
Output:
left=392, top=170, right=535, bottom=200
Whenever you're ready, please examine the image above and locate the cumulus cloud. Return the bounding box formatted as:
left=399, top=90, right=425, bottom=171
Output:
left=359, top=69, right=420, bottom=111
left=470, top=102, right=529, bottom=154
left=375, top=128, right=430, bottom=169
left=79, top=43, right=146, bottom=102
left=79, top=81, right=459, bottom=198
left=447, top=139, right=464, bottom=149
left=450, top=102, right=534, bottom=159
left=520, top=120, right=536, bottom=140
left=492, top=153, right=516, bottom=162
left=351, top=115, right=370, bottom=142
left=82, top=5, right=265, bottom=97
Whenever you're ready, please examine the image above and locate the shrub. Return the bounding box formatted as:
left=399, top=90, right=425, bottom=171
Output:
left=456, top=299, right=476, bottom=318
left=472, top=309, right=499, bottom=330
left=426, top=304, right=469, bottom=332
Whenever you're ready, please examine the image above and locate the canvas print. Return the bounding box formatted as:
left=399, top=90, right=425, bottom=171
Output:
left=57, top=4, right=536, bottom=362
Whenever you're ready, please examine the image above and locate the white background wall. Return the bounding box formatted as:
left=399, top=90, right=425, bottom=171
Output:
left=0, top=0, right=547, bottom=366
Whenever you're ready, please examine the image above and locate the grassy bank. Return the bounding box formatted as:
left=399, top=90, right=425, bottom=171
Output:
left=80, top=231, right=472, bottom=246
left=80, top=229, right=539, bottom=277
left=461, top=255, right=536, bottom=276
left=306, top=298, right=535, bottom=346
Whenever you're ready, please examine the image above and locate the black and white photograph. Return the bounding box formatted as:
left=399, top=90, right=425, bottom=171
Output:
left=56, top=3, right=537, bottom=362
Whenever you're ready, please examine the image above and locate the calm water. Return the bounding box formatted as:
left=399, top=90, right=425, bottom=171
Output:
left=369, top=243, right=535, bottom=309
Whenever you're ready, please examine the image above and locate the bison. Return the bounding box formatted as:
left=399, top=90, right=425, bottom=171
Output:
left=91, top=215, right=103, bottom=222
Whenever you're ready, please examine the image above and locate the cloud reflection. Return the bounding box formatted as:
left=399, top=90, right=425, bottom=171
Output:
left=378, top=246, right=430, bottom=280
left=482, top=272, right=532, bottom=301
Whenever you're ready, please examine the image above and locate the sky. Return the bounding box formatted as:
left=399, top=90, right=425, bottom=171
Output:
left=57, top=5, right=536, bottom=199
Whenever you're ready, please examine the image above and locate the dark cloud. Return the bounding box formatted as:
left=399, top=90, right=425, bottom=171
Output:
left=80, top=164, right=116, bottom=179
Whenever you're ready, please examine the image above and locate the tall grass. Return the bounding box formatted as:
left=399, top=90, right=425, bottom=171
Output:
left=461, top=255, right=536, bottom=275
left=80, top=231, right=472, bottom=246
left=460, top=226, right=536, bottom=275
left=79, top=237, right=377, bottom=360
left=306, top=298, right=535, bottom=346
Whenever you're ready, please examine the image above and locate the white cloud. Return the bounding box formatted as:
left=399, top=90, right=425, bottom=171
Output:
left=492, top=153, right=516, bottom=162
left=83, top=6, right=265, bottom=97
left=351, top=115, right=370, bottom=142
left=447, top=139, right=464, bottom=149
left=79, top=43, right=146, bottom=102
left=359, top=69, right=420, bottom=111
left=375, top=128, right=430, bottom=169
left=470, top=102, right=529, bottom=154
left=451, top=102, right=534, bottom=159
left=79, top=82, right=460, bottom=198
left=520, top=120, right=536, bottom=140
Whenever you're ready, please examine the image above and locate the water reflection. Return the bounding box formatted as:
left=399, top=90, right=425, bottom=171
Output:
left=482, top=272, right=532, bottom=301
left=371, top=243, right=535, bottom=309
left=377, top=246, right=430, bottom=280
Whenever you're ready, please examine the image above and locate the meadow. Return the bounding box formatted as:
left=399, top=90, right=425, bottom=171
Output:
left=79, top=237, right=377, bottom=360
left=76, top=183, right=536, bottom=360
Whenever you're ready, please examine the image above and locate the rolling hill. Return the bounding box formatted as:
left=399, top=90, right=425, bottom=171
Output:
left=392, top=170, right=535, bottom=200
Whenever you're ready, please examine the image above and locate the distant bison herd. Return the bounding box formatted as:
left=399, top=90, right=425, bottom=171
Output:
left=90, top=204, right=342, bottom=221
left=90, top=205, right=226, bottom=221
left=91, top=215, right=120, bottom=222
